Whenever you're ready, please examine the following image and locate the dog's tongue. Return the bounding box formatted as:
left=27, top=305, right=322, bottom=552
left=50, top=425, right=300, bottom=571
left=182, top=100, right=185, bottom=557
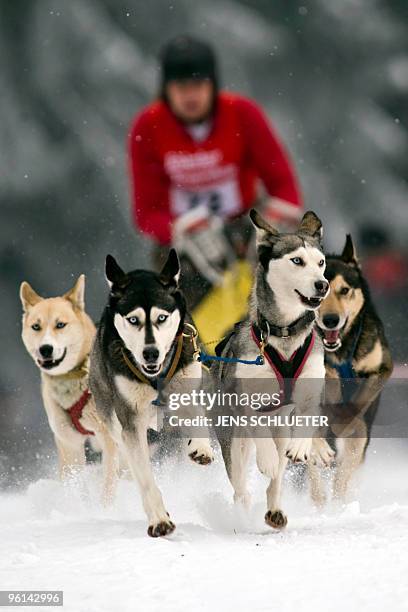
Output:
left=324, top=329, right=340, bottom=343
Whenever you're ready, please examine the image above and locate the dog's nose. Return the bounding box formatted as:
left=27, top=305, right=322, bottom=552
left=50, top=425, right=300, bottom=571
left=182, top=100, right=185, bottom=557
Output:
left=322, top=314, right=340, bottom=329
left=39, top=344, right=54, bottom=359
left=143, top=346, right=159, bottom=363
left=315, top=280, right=329, bottom=295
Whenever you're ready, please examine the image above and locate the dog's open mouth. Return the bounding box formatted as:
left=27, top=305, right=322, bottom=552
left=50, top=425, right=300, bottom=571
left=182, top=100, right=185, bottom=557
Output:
left=295, top=290, right=322, bottom=310
left=141, top=364, right=162, bottom=376
left=322, top=329, right=342, bottom=352
left=37, top=348, right=67, bottom=370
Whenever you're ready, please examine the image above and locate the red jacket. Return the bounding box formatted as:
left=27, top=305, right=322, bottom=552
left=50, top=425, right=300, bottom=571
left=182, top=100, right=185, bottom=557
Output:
left=128, top=92, right=302, bottom=244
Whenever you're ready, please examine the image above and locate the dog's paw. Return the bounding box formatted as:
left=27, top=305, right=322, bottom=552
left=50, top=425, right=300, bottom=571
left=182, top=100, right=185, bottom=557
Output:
left=147, top=518, right=176, bottom=538
left=311, top=437, right=335, bottom=467
left=256, top=439, right=279, bottom=479
left=265, top=509, right=288, bottom=530
left=188, top=439, right=214, bottom=465
left=286, top=438, right=312, bottom=463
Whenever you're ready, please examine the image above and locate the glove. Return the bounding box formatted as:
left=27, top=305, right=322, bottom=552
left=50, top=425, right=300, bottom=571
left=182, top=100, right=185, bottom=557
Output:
left=172, top=205, right=235, bottom=286
left=262, top=198, right=303, bottom=232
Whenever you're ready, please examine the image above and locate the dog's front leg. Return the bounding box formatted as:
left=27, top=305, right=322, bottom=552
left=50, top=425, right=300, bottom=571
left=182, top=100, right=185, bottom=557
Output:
left=121, top=416, right=175, bottom=537
left=265, top=437, right=289, bottom=529
left=333, top=427, right=368, bottom=501
left=44, top=394, right=86, bottom=478
left=177, top=401, right=214, bottom=465
left=285, top=404, right=314, bottom=463
left=286, top=378, right=324, bottom=463
left=217, top=436, right=252, bottom=508
left=308, top=460, right=327, bottom=508
left=99, top=430, right=119, bottom=507
left=85, top=402, right=120, bottom=507
left=54, top=436, right=86, bottom=480
left=253, top=435, right=279, bottom=480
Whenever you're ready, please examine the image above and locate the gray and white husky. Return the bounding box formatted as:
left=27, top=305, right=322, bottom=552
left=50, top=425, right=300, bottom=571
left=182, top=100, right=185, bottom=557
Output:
left=89, top=250, right=213, bottom=537
left=212, top=210, right=334, bottom=529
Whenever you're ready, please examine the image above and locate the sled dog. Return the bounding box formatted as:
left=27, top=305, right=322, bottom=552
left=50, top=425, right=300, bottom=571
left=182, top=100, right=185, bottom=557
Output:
left=20, top=276, right=117, bottom=503
left=212, top=209, right=334, bottom=529
left=89, top=250, right=213, bottom=537
left=310, top=235, right=393, bottom=502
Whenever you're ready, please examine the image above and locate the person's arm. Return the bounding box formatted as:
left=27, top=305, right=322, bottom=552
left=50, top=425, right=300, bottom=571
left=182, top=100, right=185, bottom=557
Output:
left=238, top=97, right=303, bottom=225
left=128, top=110, right=172, bottom=245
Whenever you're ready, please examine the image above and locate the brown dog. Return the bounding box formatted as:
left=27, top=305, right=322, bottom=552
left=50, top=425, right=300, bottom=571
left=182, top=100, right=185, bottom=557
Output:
left=310, top=236, right=393, bottom=503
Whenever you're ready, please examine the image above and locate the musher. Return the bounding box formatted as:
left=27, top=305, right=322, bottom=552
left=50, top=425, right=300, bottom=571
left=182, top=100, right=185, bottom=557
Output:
left=128, top=35, right=303, bottom=341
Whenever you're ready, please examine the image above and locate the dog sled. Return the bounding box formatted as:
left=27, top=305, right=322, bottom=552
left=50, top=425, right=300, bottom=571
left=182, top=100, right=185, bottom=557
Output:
left=192, top=259, right=252, bottom=348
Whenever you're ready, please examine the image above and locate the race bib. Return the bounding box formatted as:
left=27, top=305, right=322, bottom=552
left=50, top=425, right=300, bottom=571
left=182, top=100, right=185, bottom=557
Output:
left=165, top=150, right=242, bottom=218
left=170, top=179, right=242, bottom=218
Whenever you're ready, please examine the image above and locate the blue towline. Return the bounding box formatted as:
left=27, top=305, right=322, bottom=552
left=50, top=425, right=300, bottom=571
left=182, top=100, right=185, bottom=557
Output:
left=197, top=351, right=264, bottom=366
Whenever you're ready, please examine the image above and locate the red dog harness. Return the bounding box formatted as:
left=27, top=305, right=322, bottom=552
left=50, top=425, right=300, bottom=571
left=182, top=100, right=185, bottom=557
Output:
left=67, top=389, right=94, bottom=436
left=251, top=325, right=315, bottom=410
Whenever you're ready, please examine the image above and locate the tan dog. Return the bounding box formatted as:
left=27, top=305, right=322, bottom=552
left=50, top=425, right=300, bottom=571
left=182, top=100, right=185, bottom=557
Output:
left=20, top=276, right=118, bottom=504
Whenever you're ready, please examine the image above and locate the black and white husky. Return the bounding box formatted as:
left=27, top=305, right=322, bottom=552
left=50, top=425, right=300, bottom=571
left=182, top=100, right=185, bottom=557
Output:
left=89, top=250, right=213, bottom=537
left=212, top=210, right=334, bottom=529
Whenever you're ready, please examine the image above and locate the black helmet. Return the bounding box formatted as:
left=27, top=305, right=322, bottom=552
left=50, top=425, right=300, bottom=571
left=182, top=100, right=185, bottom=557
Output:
left=160, top=35, right=218, bottom=88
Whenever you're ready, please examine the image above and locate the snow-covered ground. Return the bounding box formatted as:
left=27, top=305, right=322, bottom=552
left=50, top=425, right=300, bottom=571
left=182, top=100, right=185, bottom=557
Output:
left=1, top=439, right=408, bottom=612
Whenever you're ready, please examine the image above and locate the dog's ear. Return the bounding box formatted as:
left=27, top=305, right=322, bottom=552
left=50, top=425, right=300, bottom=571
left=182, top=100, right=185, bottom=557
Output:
left=249, top=210, right=280, bottom=270
left=20, top=281, right=42, bottom=312
left=105, top=255, right=128, bottom=289
left=298, top=211, right=323, bottom=240
left=249, top=209, right=280, bottom=237
left=341, top=234, right=359, bottom=267
left=64, top=274, right=85, bottom=310
left=159, top=249, right=180, bottom=289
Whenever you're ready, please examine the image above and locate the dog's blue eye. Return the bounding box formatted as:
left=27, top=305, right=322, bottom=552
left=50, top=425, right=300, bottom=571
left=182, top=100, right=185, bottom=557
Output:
left=31, top=323, right=41, bottom=331
left=157, top=314, right=168, bottom=324
left=318, top=259, right=325, bottom=267
left=127, top=316, right=140, bottom=326
left=291, top=257, right=304, bottom=266
left=55, top=322, right=66, bottom=329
